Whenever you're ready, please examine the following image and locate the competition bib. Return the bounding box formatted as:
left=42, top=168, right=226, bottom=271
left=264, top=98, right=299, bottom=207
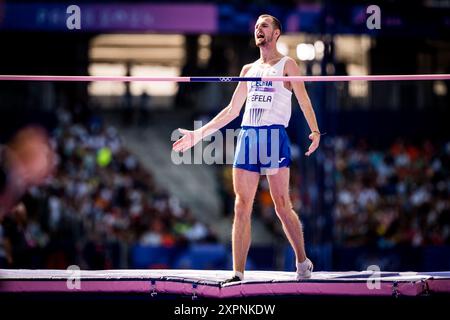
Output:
left=247, top=81, right=275, bottom=110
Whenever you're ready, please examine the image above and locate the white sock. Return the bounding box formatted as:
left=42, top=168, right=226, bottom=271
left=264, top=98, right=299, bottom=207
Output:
left=233, top=271, right=244, bottom=280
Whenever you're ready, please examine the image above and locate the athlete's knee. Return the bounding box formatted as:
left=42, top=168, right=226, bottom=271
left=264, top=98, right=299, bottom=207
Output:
left=234, top=195, right=254, bottom=216
left=272, top=194, right=293, bottom=214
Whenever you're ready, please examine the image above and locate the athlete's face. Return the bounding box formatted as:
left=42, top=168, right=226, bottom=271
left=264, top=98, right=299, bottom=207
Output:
left=254, top=17, right=278, bottom=47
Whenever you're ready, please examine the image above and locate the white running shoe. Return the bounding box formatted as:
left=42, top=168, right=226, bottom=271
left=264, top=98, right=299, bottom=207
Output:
left=296, top=258, right=314, bottom=280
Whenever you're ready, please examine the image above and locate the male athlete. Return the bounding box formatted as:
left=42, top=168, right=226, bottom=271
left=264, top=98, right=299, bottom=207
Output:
left=173, top=14, right=321, bottom=283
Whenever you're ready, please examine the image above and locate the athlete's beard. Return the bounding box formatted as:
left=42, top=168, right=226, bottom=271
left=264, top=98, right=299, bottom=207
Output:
left=256, top=32, right=273, bottom=47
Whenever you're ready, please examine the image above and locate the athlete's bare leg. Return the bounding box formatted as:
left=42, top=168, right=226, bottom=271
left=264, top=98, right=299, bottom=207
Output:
left=231, top=168, right=260, bottom=277
left=266, top=167, right=307, bottom=263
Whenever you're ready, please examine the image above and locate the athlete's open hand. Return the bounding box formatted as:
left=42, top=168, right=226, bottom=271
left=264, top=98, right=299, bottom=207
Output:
left=305, top=132, right=320, bottom=156
left=172, top=128, right=202, bottom=153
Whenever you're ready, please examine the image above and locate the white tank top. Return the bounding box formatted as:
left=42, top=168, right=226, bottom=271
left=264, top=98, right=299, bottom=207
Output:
left=241, top=56, right=292, bottom=127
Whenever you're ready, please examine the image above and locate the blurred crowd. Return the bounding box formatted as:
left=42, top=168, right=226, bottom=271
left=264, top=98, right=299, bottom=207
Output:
left=0, top=108, right=217, bottom=269
left=220, top=135, right=450, bottom=249
left=2, top=107, right=449, bottom=269
left=331, top=136, right=450, bottom=247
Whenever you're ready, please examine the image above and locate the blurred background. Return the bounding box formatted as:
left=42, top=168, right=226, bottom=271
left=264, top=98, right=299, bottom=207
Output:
left=0, top=0, right=449, bottom=272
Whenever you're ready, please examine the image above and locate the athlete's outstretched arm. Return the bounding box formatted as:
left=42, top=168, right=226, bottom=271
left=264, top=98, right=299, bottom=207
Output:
left=285, top=58, right=321, bottom=156
left=172, top=65, right=251, bottom=153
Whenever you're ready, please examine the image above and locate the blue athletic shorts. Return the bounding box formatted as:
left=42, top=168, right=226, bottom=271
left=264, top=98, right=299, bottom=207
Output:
left=233, top=125, right=291, bottom=174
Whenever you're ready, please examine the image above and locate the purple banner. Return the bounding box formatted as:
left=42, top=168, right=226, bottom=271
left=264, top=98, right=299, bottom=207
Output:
left=0, top=3, right=217, bottom=33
